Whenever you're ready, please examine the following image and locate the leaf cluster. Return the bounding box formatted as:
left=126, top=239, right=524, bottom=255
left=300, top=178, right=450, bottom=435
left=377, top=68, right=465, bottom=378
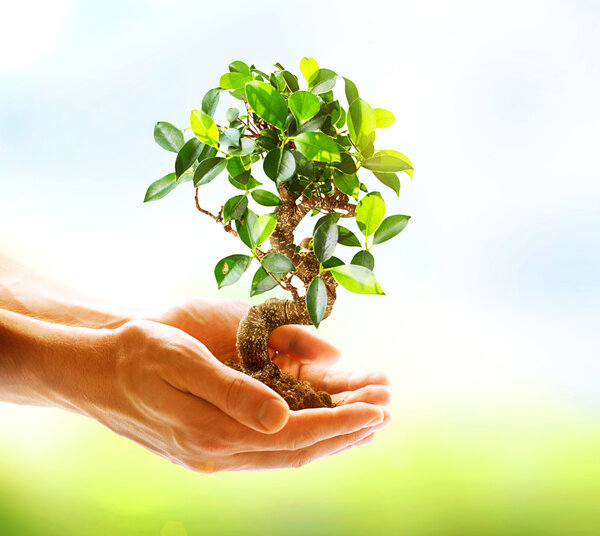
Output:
left=145, top=58, right=414, bottom=327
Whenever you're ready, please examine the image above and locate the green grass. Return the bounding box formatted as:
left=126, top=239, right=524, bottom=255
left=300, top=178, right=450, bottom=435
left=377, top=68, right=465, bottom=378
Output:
left=1, top=404, right=599, bottom=536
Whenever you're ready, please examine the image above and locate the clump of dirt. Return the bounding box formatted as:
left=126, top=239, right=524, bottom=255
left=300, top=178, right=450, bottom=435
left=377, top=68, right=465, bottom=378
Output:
left=226, top=360, right=333, bottom=410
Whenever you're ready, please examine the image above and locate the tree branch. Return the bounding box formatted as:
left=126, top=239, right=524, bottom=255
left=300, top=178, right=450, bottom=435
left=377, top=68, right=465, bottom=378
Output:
left=194, top=188, right=239, bottom=237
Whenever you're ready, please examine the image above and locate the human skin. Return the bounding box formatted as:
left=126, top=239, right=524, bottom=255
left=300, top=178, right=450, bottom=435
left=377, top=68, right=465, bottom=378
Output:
left=0, top=253, right=391, bottom=471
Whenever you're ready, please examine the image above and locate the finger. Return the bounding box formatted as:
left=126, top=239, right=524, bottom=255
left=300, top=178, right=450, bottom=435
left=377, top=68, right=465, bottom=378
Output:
left=226, top=425, right=379, bottom=470
left=230, top=402, right=385, bottom=452
left=331, top=384, right=392, bottom=406
left=202, top=363, right=291, bottom=434
left=330, top=407, right=393, bottom=455
left=332, top=432, right=376, bottom=456
left=272, top=356, right=390, bottom=394
left=327, top=406, right=392, bottom=458
left=163, top=336, right=290, bottom=434
left=269, top=325, right=341, bottom=365
left=164, top=388, right=388, bottom=460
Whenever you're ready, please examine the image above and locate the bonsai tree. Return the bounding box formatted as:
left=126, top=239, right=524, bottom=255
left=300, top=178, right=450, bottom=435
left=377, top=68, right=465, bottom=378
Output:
left=144, top=58, right=413, bottom=410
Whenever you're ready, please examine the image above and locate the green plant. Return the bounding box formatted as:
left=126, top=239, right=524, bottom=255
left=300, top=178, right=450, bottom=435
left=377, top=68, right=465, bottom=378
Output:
left=145, top=58, right=413, bottom=409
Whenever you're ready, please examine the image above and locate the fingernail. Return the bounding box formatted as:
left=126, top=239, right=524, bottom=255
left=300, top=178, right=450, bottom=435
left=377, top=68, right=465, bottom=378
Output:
left=257, top=399, right=289, bottom=432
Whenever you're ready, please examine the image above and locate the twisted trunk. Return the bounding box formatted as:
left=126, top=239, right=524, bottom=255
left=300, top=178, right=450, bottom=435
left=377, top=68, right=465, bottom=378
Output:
left=231, top=185, right=353, bottom=409
left=198, top=184, right=355, bottom=409
left=236, top=298, right=311, bottom=372
left=234, top=293, right=336, bottom=409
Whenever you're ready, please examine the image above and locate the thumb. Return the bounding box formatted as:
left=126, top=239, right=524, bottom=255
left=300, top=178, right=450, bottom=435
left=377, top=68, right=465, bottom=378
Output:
left=269, top=324, right=341, bottom=365
left=204, top=363, right=290, bottom=434
left=155, top=324, right=290, bottom=434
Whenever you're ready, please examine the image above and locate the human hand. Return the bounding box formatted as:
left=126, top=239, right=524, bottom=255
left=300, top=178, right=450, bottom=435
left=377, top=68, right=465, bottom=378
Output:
left=86, top=319, right=390, bottom=472
left=149, top=298, right=343, bottom=366
left=150, top=295, right=391, bottom=404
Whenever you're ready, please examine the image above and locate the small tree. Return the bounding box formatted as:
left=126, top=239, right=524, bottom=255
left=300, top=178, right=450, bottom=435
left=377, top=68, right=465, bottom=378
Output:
left=145, top=58, right=413, bottom=409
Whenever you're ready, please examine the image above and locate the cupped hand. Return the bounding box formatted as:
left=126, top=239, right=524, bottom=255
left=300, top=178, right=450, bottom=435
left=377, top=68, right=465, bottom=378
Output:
left=95, top=319, right=390, bottom=472
left=150, top=297, right=391, bottom=407
left=149, top=298, right=343, bottom=366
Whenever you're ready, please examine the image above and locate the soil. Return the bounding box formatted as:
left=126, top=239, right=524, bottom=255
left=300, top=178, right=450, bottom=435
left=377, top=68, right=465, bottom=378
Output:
left=226, top=360, right=334, bottom=410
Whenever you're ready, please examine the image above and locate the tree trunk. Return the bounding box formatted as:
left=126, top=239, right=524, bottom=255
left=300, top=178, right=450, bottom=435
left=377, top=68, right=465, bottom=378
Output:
left=235, top=297, right=333, bottom=409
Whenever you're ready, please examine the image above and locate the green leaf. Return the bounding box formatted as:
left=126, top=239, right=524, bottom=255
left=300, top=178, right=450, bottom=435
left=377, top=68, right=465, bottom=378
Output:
left=190, top=109, right=219, bottom=147
left=251, top=189, right=281, bottom=206
left=254, top=212, right=277, bottom=246
left=373, top=172, right=400, bottom=196
left=306, top=276, right=327, bottom=328
left=299, top=57, right=319, bottom=83
left=289, top=115, right=327, bottom=136
left=250, top=267, right=282, bottom=297
left=229, top=60, right=250, bottom=75
left=320, top=90, right=334, bottom=103
left=223, top=195, right=248, bottom=222
left=313, top=216, right=338, bottom=263
left=197, top=143, right=218, bottom=163
left=336, top=134, right=352, bottom=149
left=373, top=108, right=395, bottom=128
left=144, top=173, right=178, bottom=202
left=256, top=129, right=279, bottom=151
left=343, top=77, right=359, bottom=106
left=193, top=157, right=227, bottom=187
left=294, top=132, right=341, bottom=163
left=337, top=225, right=361, bottom=247
left=245, top=81, right=288, bottom=130
left=356, top=192, right=385, bottom=237
left=262, top=253, right=295, bottom=273
left=229, top=88, right=246, bottom=100
left=270, top=71, right=286, bottom=92
left=333, top=170, right=359, bottom=198
left=228, top=138, right=256, bottom=157
left=329, top=265, right=384, bottom=295
left=333, top=151, right=357, bottom=175
left=226, top=156, right=251, bottom=178
left=313, top=212, right=341, bottom=235
left=351, top=250, right=375, bottom=270
left=373, top=215, right=410, bottom=244
left=237, top=210, right=277, bottom=248
left=288, top=91, right=320, bottom=126
left=308, top=68, right=337, bottom=94
left=250, top=66, right=269, bottom=78
left=321, top=256, right=344, bottom=268
left=175, top=138, right=204, bottom=178
left=154, top=122, right=184, bottom=153
left=214, top=254, right=252, bottom=289
left=281, top=70, right=300, bottom=92
left=201, top=88, right=221, bottom=118
left=263, top=148, right=296, bottom=184
left=347, top=98, right=376, bottom=155
left=291, top=150, right=314, bottom=178
left=335, top=106, right=346, bottom=128
left=228, top=171, right=261, bottom=190
left=362, top=150, right=413, bottom=174
left=225, top=108, right=239, bottom=122
left=236, top=209, right=258, bottom=249
left=219, top=72, right=252, bottom=90
left=220, top=128, right=240, bottom=147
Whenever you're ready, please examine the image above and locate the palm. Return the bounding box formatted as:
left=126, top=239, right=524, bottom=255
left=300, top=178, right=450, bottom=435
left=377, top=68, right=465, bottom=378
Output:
left=153, top=298, right=390, bottom=407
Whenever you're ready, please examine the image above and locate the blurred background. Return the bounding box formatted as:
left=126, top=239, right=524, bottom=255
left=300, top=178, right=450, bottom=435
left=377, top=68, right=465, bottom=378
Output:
left=1, top=0, right=599, bottom=534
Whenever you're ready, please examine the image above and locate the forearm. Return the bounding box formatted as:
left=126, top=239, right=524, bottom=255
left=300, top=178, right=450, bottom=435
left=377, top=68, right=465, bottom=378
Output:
left=0, top=307, right=115, bottom=414
left=0, top=252, right=134, bottom=328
